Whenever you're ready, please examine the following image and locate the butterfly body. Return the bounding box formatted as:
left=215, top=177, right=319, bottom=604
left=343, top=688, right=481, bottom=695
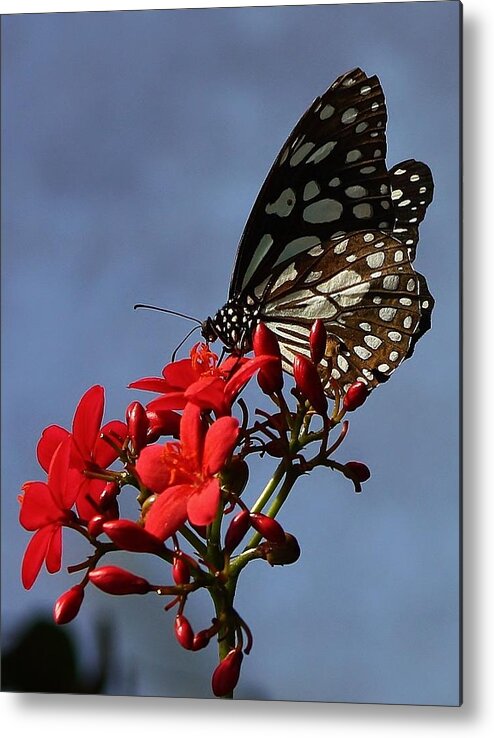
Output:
left=203, top=68, right=434, bottom=394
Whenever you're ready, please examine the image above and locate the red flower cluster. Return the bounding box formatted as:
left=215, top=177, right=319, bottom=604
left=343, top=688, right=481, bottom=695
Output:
left=19, top=324, right=372, bottom=698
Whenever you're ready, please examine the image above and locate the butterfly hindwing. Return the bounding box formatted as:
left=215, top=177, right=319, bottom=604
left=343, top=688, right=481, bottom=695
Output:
left=259, top=230, right=434, bottom=391
left=390, top=159, right=434, bottom=259
left=229, top=68, right=394, bottom=296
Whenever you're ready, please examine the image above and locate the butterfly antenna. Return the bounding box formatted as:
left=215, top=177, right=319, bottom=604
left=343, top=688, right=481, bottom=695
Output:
left=133, top=303, right=203, bottom=326
left=171, top=324, right=201, bottom=362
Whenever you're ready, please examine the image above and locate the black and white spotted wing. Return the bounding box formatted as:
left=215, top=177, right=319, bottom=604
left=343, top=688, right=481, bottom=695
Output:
left=257, top=230, right=434, bottom=392
left=203, top=69, right=435, bottom=396
left=389, top=160, right=434, bottom=260
left=229, top=68, right=394, bottom=296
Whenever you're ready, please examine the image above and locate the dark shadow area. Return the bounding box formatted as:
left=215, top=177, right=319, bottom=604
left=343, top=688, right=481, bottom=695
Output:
left=2, top=617, right=112, bottom=695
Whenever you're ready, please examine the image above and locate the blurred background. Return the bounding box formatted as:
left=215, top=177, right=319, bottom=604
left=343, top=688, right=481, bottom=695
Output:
left=1, top=2, right=460, bottom=704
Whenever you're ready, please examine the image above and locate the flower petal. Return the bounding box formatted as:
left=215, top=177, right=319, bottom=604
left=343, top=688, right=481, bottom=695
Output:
left=202, top=417, right=239, bottom=476
left=146, top=392, right=188, bottom=412
left=184, top=376, right=229, bottom=416
left=21, top=526, right=54, bottom=589
left=36, top=425, right=70, bottom=473
left=135, top=444, right=171, bottom=494
left=45, top=525, right=62, bottom=574
left=47, top=436, right=72, bottom=508
left=72, top=385, right=105, bottom=460
left=224, top=355, right=279, bottom=401
left=128, top=377, right=172, bottom=393
left=179, top=403, right=205, bottom=471
left=144, top=484, right=191, bottom=541
left=163, top=359, right=197, bottom=389
left=187, top=478, right=221, bottom=527
left=19, top=482, right=63, bottom=530
left=93, top=419, right=128, bottom=468
left=75, top=476, right=105, bottom=520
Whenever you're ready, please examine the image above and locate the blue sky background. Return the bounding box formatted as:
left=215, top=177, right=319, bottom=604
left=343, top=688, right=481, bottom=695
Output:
left=1, top=1, right=461, bottom=704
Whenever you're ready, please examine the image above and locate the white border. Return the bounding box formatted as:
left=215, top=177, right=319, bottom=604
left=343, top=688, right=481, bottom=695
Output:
left=2, top=0, right=492, bottom=736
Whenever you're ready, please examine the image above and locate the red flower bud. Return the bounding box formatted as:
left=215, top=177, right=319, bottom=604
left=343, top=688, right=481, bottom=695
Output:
left=53, top=585, right=85, bottom=625
left=253, top=323, right=283, bottom=394
left=224, top=509, right=251, bottom=553
left=172, top=556, right=191, bottom=585
left=88, top=514, right=107, bottom=538
left=211, top=649, right=243, bottom=697
left=221, top=456, right=249, bottom=497
left=292, top=354, right=328, bottom=415
left=192, top=630, right=211, bottom=651
left=102, top=519, right=162, bottom=553
left=99, top=481, right=120, bottom=511
left=126, top=401, right=150, bottom=453
left=174, top=614, right=194, bottom=650
left=249, top=513, right=285, bottom=545
left=89, top=565, right=151, bottom=595
left=344, top=461, right=371, bottom=483
left=146, top=408, right=181, bottom=442
left=343, top=381, right=368, bottom=412
left=310, top=319, right=327, bottom=365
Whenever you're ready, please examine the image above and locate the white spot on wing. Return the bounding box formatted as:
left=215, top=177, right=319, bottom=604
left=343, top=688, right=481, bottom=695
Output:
left=364, top=335, right=382, bottom=349
left=341, top=107, right=358, bottom=124
left=306, top=141, right=337, bottom=164
left=379, top=307, right=397, bottom=322
left=353, top=203, right=373, bottom=219
left=265, top=188, right=296, bottom=217
left=303, top=181, right=321, bottom=201
left=289, top=142, right=316, bottom=167
left=320, top=104, right=335, bottom=120
left=242, top=234, right=273, bottom=289
left=303, top=199, right=343, bottom=224
left=366, top=252, right=385, bottom=268
left=346, top=185, right=368, bottom=199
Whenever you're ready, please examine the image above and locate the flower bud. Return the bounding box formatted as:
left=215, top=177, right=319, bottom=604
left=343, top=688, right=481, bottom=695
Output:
left=292, top=353, right=328, bottom=415
left=258, top=532, right=301, bottom=566
left=53, top=584, right=85, bottom=625
left=253, top=323, right=283, bottom=394
left=172, top=556, right=190, bottom=585
left=146, top=408, right=181, bottom=442
left=88, top=514, right=107, bottom=538
left=249, top=513, right=285, bottom=545
left=99, top=481, right=120, bottom=511
left=220, top=456, right=249, bottom=497
left=126, top=401, right=150, bottom=453
left=344, top=461, right=371, bottom=483
left=89, top=565, right=151, bottom=595
left=102, top=519, right=162, bottom=553
left=174, top=614, right=194, bottom=650
left=342, top=381, right=368, bottom=412
left=211, top=649, right=243, bottom=697
left=310, top=319, right=327, bottom=365
left=192, top=630, right=211, bottom=651
left=224, top=509, right=251, bottom=553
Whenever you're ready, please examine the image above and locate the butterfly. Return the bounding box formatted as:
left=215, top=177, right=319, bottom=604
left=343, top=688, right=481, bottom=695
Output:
left=201, top=68, right=434, bottom=394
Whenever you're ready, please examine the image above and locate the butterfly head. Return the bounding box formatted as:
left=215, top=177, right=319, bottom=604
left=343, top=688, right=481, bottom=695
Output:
left=202, top=297, right=261, bottom=354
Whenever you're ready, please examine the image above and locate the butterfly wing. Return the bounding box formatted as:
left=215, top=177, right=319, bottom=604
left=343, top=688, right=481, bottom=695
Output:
left=390, top=159, right=434, bottom=259
left=258, top=230, right=434, bottom=392
left=229, top=68, right=394, bottom=297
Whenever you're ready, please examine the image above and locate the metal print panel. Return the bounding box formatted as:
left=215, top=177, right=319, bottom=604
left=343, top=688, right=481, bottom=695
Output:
left=1, top=1, right=462, bottom=705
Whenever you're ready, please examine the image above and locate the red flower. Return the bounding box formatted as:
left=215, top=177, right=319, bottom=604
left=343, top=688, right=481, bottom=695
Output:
left=130, top=342, right=277, bottom=417
left=19, top=436, right=77, bottom=589
left=136, top=403, right=239, bottom=541
left=36, top=385, right=127, bottom=520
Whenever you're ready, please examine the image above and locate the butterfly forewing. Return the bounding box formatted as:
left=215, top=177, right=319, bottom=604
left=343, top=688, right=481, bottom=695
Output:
left=229, top=68, right=394, bottom=296
left=259, top=230, right=434, bottom=392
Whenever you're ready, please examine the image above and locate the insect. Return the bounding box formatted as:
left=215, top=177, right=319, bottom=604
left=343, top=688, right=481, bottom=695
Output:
left=201, top=68, right=434, bottom=394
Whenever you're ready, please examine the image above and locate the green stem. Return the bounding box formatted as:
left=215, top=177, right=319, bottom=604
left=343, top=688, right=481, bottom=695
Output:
left=178, top=524, right=208, bottom=558
left=245, top=469, right=298, bottom=550
left=249, top=460, right=286, bottom=515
